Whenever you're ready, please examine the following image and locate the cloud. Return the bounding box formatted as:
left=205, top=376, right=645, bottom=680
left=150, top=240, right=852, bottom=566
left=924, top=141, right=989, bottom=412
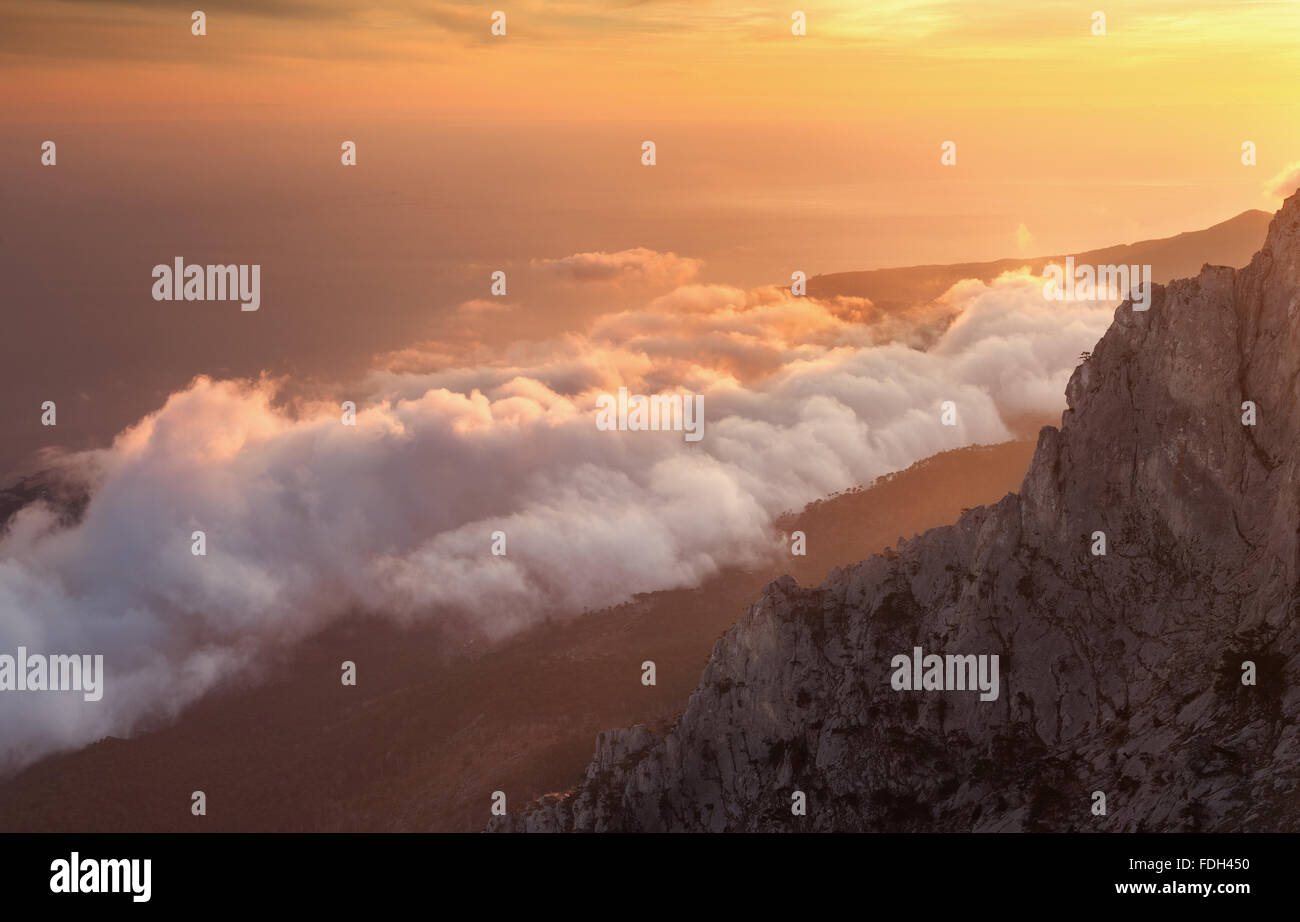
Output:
left=0, top=265, right=1116, bottom=772
left=531, top=247, right=703, bottom=287
left=1266, top=161, right=1300, bottom=200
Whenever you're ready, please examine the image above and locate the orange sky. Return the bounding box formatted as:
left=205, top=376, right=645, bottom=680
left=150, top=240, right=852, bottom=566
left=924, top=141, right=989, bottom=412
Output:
left=6, top=0, right=1300, bottom=260
left=7, top=1, right=1300, bottom=120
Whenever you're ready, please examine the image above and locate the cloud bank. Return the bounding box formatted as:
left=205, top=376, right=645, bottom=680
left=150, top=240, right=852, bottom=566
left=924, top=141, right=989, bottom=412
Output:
left=0, top=260, right=1115, bottom=772
left=1267, top=161, right=1300, bottom=201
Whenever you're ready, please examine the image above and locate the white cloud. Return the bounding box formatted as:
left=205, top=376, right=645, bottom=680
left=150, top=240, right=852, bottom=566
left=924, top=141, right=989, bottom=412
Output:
left=0, top=265, right=1116, bottom=772
left=530, top=247, right=703, bottom=287
left=1266, top=161, right=1300, bottom=200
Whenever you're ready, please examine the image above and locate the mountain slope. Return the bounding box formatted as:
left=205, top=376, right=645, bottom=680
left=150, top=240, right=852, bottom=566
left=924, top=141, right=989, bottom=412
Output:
left=495, top=197, right=1300, bottom=833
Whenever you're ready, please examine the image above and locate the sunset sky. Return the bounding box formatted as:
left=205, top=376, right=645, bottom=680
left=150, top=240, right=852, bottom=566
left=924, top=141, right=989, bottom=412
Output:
left=8, top=1, right=1300, bottom=122
left=6, top=0, right=1300, bottom=262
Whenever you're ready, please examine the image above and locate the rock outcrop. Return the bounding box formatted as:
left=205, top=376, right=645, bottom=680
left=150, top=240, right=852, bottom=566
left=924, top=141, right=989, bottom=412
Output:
left=494, top=194, right=1300, bottom=832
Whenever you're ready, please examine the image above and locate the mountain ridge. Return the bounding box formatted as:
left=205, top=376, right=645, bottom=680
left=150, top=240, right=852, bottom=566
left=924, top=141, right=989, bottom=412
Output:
left=807, top=209, right=1271, bottom=314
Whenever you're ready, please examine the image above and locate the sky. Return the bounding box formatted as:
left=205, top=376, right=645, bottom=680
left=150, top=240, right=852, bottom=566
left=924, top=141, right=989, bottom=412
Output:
left=8, top=1, right=1300, bottom=124
left=6, top=1, right=1300, bottom=254
left=2, top=0, right=1300, bottom=769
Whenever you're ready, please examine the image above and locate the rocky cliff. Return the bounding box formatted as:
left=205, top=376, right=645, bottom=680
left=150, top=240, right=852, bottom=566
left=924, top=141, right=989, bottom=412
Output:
left=493, top=194, right=1300, bottom=832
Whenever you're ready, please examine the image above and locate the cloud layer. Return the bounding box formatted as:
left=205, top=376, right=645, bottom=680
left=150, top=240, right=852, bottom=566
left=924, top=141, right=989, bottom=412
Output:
left=531, top=248, right=703, bottom=287
left=1267, top=161, right=1300, bottom=201
left=0, top=260, right=1115, bottom=772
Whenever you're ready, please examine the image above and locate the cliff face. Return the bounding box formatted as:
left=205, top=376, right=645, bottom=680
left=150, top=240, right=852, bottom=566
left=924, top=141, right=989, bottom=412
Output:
left=494, top=195, right=1300, bottom=832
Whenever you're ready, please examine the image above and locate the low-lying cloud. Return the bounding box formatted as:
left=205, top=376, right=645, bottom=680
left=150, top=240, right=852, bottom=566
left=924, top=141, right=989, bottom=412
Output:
left=0, top=259, right=1115, bottom=772
left=531, top=247, right=703, bottom=287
